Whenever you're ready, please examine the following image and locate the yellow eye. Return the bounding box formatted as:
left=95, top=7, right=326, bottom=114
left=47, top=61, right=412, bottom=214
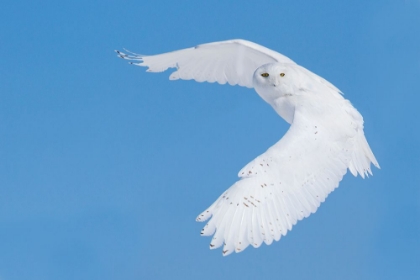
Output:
left=280, top=73, right=285, bottom=77
left=261, top=73, right=269, bottom=77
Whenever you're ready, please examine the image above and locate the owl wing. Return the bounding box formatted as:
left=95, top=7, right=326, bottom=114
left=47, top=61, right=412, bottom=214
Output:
left=116, top=39, right=295, bottom=88
left=196, top=100, right=379, bottom=256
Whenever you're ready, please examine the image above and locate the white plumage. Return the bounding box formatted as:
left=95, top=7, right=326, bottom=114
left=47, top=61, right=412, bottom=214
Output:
left=116, top=39, right=379, bottom=256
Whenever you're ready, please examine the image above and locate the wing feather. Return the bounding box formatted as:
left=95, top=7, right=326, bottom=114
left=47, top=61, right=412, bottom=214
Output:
left=197, top=100, right=379, bottom=255
left=116, top=39, right=295, bottom=88
left=251, top=205, right=263, bottom=248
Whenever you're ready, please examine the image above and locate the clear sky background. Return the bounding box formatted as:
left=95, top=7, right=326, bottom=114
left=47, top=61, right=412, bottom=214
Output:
left=1, top=1, right=419, bottom=279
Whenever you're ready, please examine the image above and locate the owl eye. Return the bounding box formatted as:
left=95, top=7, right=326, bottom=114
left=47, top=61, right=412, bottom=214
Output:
left=261, top=73, right=269, bottom=77
left=280, top=73, right=285, bottom=77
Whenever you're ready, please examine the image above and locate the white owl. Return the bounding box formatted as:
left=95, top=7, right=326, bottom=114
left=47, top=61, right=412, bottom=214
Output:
left=116, top=39, right=379, bottom=256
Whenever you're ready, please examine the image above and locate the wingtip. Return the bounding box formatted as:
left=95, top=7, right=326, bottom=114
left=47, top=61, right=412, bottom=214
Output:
left=222, top=249, right=233, bottom=256
left=115, top=49, right=129, bottom=60
left=115, top=48, right=145, bottom=63
left=196, top=209, right=212, bottom=222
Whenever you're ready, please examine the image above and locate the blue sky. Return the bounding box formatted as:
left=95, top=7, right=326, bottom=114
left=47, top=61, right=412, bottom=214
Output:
left=0, top=1, right=419, bottom=279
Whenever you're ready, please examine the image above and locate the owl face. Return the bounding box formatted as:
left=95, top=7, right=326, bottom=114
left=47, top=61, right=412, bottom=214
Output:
left=254, top=64, right=287, bottom=86
left=253, top=63, right=297, bottom=102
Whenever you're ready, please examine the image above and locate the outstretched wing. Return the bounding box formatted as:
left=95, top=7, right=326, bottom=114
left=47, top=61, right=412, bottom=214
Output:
left=196, top=101, right=379, bottom=256
left=116, top=39, right=295, bottom=88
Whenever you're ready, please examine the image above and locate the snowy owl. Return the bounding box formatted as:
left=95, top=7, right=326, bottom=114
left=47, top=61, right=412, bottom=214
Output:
left=116, top=39, right=379, bottom=256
